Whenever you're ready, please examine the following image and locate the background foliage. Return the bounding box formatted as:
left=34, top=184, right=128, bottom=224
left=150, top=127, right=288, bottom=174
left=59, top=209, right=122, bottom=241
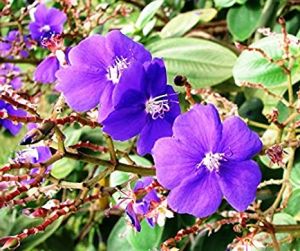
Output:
left=1, top=0, right=300, bottom=250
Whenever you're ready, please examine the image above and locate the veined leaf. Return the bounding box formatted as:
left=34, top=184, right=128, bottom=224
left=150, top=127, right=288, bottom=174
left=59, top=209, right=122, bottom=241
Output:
left=147, top=37, right=237, bottom=88
left=160, top=8, right=217, bottom=38
left=136, top=0, right=163, bottom=29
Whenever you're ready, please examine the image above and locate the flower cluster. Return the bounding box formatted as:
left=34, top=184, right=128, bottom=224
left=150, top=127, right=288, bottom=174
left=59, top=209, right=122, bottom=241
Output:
left=153, top=104, right=262, bottom=217
left=0, top=30, right=31, bottom=58
left=0, top=63, right=22, bottom=90
left=122, top=177, right=173, bottom=231
left=14, top=146, right=52, bottom=184
left=56, top=30, right=180, bottom=155
left=15, top=146, right=52, bottom=164
left=29, top=4, right=66, bottom=43
left=0, top=100, right=26, bottom=135
left=28, top=4, right=68, bottom=84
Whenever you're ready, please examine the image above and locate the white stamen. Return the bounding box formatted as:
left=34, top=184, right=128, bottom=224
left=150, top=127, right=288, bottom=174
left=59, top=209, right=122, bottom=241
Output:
left=197, top=152, right=225, bottom=172
left=106, top=56, right=129, bottom=84
left=39, top=25, right=51, bottom=33
left=146, top=93, right=178, bottom=120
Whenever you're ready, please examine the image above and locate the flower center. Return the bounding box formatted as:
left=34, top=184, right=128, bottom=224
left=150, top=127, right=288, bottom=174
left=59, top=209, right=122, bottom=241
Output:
left=197, top=152, right=225, bottom=172
left=107, top=56, right=129, bottom=84
left=39, top=25, right=51, bottom=33
left=146, top=93, right=176, bottom=120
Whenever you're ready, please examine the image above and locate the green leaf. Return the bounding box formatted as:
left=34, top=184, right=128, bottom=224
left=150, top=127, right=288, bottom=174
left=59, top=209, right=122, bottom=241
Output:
left=227, top=1, right=261, bottom=41
left=284, top=189, right=300, bottom=219
left=51, top=158, right=80, bottom=179
left=126, top=155, right=153, bottom=167
left=160, top=8, right=217, bottom=38
left=64, top=127, right=82, bottom=147
left=291, top=159, right=300, bottom=189
left=136, top=0, right=163, bottom=29
left=21, top=218, right=64, bottom=251
left=233, top=34, right=300, bottom=88
left=271, top=213, right=297, bottom=250
left=213, top=0, right=236, bottom=8
left=110, top=171, right=130, bottom=187
left=147, top=37, right=237, bottom=88
left=233, top=34, right=300, bottom=115
left=142, top=18, right=157, bottom=36
left=0, top=209, right=17, bottom=237
left=0, top=130, right=24, bottom=165
left=107, top=218, right=133, bottom=251
left=127, top=220, right=164, bottom=251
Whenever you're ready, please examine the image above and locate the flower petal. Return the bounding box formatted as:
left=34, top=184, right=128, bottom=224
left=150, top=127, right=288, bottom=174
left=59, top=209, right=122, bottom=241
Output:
left=105, top=30, right=151, bottom=63
left=29, top=23, right=42, bottom=40
left=102, top=105, right=147, bottom=141
left=137, top=116, right=173, bottom=156
left=112, top=62, right=147, bottom=106
left=98, top=83, right=115, bottom=122
left=68, top=35, right=111, bottom=68
left=217, top=160, right=262, bottom=211
left=36, top=146, right=52, bottom=163
left=56, top=66, right=108, bottom=112
left=34, top=4, right=48, bottom=24
left=144, top=58, right=167, bottom=98
left=153, top=137, right=202, bottom=190
left=219, top=116, right=262, bottom=161
left=34, top=56, right=59, bottom=83
left=11, top=76, right=22, bottom=90
left=167, top=170, right=222, bottom=217
left=46, top=8, right=66, bottom=27
left=1, top=104, right=26, bottom=135
left=1, top=119, right=22, bottom=136
left=164, top=85, right=180, bottom=123
left=126, top=203, right=141, bottom=232
left=172, top=104, right=222, bottom=154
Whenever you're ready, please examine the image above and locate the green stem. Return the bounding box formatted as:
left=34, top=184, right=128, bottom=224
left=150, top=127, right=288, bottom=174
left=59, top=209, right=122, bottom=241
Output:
left=274, top=224, right=300, bottom=233
left=287, top=73, right=294, bottom=107
left=246, top=119, right=270, bottom=129
left=65, top=151, right=155, bottom=176
left=0, top=57, right=40, bottom=65
left=265, top=147, right=296, bottom=215
left=104, top=134, right=117, bottom=165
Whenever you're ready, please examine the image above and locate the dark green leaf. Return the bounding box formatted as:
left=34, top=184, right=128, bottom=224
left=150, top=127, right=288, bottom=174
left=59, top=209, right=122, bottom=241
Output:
left=107, top=218, right=133, bottom=251
left=227, top=1, right=261, bottom=41
left=127, top=220, right=164, bottom=251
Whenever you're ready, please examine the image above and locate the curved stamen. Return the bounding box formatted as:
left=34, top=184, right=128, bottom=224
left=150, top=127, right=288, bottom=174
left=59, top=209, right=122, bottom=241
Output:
left=197, top=152, right=226, bottom=172
left=107, top=56, right=129, bottom=84
left=146, top=93, right=179, bottom=120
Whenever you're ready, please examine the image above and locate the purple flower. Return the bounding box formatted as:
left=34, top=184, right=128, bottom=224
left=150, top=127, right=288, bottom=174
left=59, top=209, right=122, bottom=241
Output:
left=0, top=30, right=31, bottom=58
left=29, top=4, right=66, bottom=41
left=153, top=104, right=262, bottom=217
left=0, top=63, right=22, bottom=89
left=0, top=100, right=26, bottom=135
left=35, top=47, right=70, bottom=84
left=34, top=56, right=60, bottom=83
left=56, top=30, right=151, bottom=121
left=102, top=58, right=180, bottom=155
left=15, top=146, right=52, bottom=164
left=15, top=146, right=52, bottom=185
left=125, top=177, right=160, bottom=231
